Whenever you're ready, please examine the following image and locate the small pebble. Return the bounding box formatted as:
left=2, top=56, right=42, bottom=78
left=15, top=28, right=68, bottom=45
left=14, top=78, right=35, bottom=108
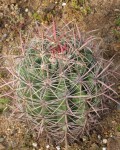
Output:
left=98, top=135, right=101, bottom=140
left=14, top=5, right=18, bottom=10
left=102, top=147, right=106, bottom=150
left=82, top=136, right=87, bottom=141
left=110, top=134, right=113, bottom=137
left=0, top=34, right=7, bottom=42
left=114, top=9, right=120, bottom=12
left=7, top=128, right=11, bottom=131
left=10, top=4, right=15, bottom=10
left=32, top=142, right=37, bottom=147
left=56, top=146, right=60, bottom=150
left=5, top=24, right=8, bottom=28
left=51, top=42, right=55, bottom=44
left=62, top=2, right=66, bottom=6
left=103, top=139, right=107, bottom=144
left=25, top=8, right=29, bottom=12
left=46, top=145, right=50, bottom=149
left=118, top=86, right=120, bottom=90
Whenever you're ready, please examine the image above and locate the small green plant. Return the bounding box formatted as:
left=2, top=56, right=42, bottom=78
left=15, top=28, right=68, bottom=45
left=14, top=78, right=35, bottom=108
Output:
left=117, top=125, right=120, bottom=132
left=71, top=0, right=80, bottom=9
left=33, top=12, right=41, bottom=21
left=70, top=0, right=92, bottom=15
left=3, top=21, right=118, bottom=149
left=112, top=29, right=120, bottom=40
left=115, top=17, right=120, bottom=26
left=71, top=0, right=85, bottom=9
left=0, top=97, right=10, bottom=113
left=0, top=98, right=9, bottom=104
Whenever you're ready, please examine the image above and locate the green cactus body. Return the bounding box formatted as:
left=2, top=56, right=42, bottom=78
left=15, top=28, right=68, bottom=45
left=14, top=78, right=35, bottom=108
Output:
left=17, top=38, right=98, bottom=139
left=15, top=23, right=116, bottom=147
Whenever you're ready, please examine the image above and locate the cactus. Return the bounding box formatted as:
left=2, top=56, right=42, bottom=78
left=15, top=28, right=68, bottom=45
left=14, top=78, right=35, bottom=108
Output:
left=12, top=22, right=117, bottom=148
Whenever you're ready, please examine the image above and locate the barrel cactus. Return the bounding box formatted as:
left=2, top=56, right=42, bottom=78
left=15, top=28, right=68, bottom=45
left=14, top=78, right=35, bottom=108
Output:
left=14, top=22, right=117, bottom=147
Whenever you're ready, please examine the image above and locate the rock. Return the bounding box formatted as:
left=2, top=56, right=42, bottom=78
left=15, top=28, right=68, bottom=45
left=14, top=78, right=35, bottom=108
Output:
left=32, top=142, right=37, bottom=148
left=46, top=145, right=50, bottom=149
left=0, top=144, right=5, bottom=150
left=56, top=146, right=60, bottom=150
left=102, top=148, right=106, bottom=150
left=103, top=139, right=107, bottom=144
left=97, top=135, right=101, bottom=140
left=114, top=9, right=120, bottom=12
